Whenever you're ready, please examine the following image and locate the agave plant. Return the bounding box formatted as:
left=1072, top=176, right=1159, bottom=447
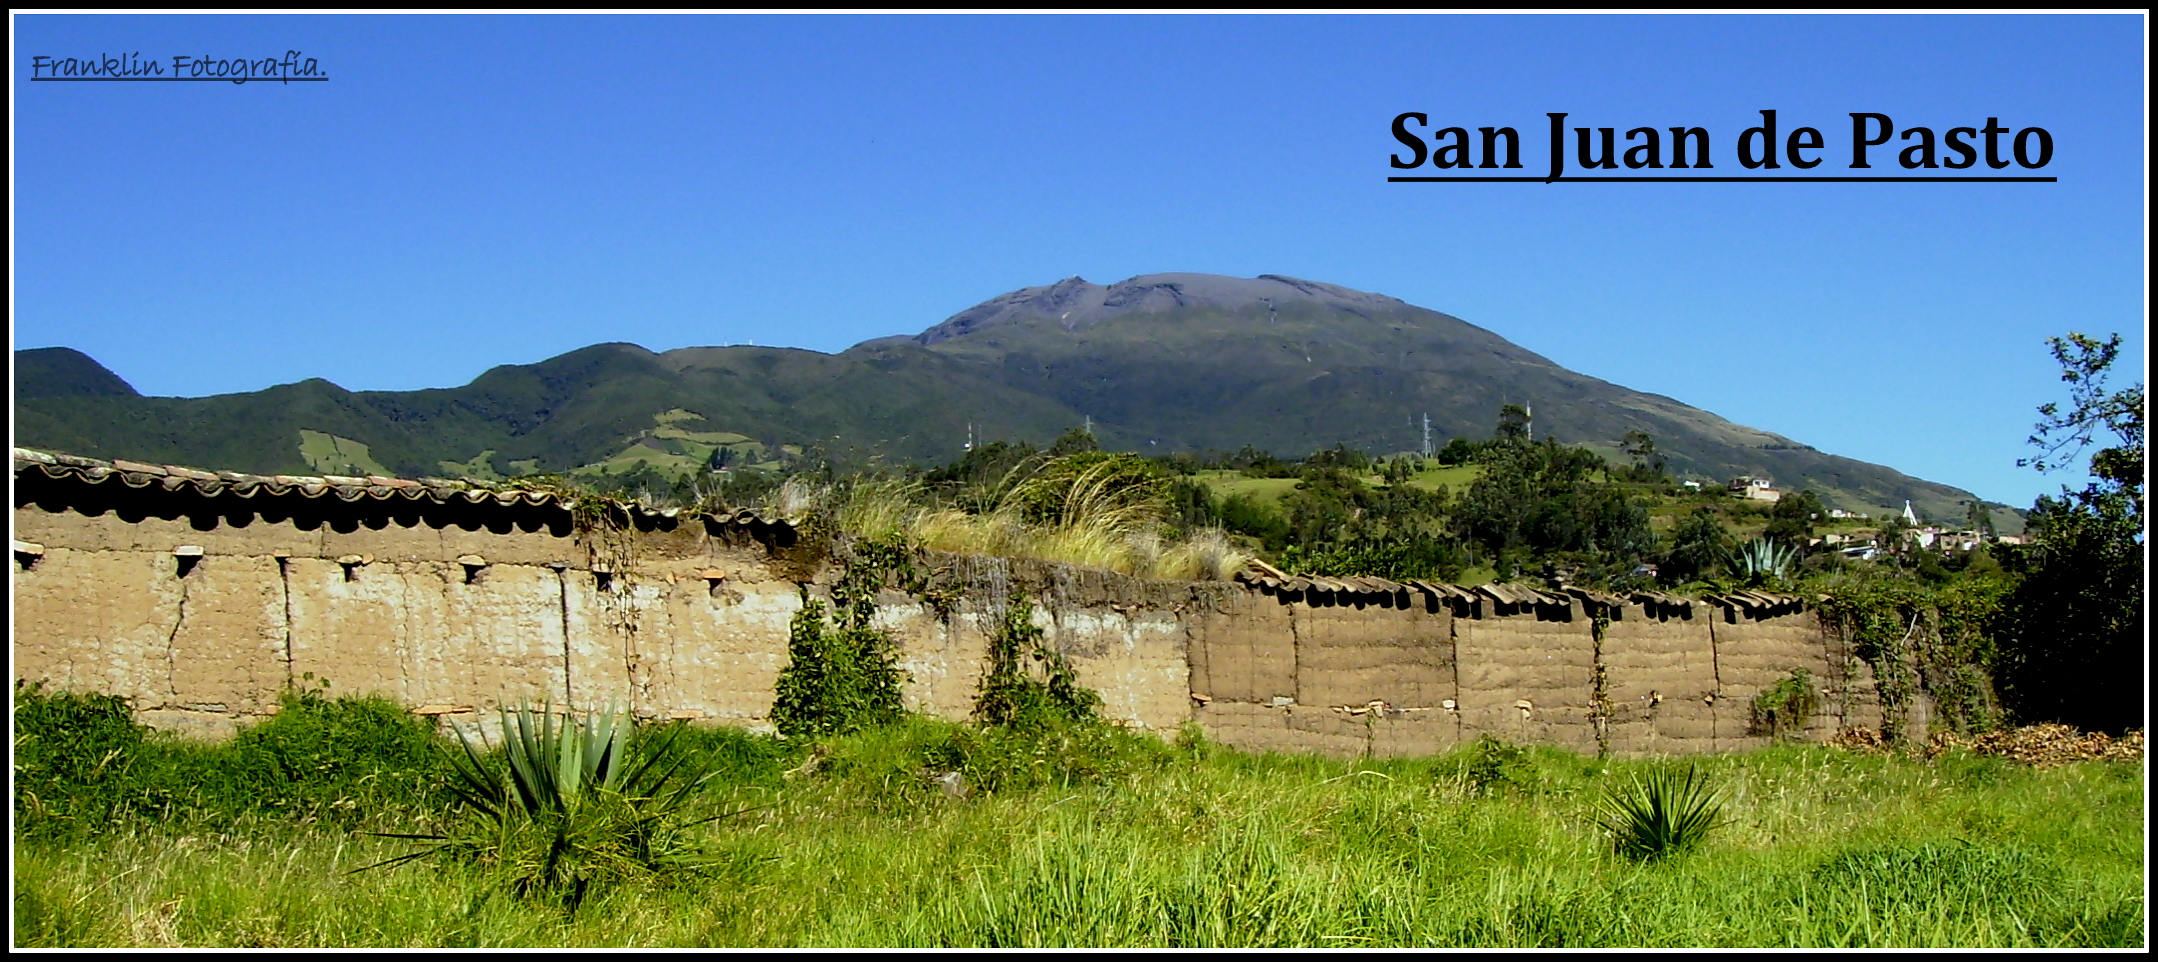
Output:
left=1597, top=766, right=1726, bottom=862
left=360, top=703, right=733, bottom=908
left=1731, top=537, right=1799, bottom=585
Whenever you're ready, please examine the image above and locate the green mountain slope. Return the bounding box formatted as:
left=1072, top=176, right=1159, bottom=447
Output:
left=14, top=274, right=1994, bottom=521
left=873, top=274, right=1982, bottom=519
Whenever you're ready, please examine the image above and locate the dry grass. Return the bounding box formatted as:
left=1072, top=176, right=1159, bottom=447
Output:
left=815, top=461, right=1249, bottom=581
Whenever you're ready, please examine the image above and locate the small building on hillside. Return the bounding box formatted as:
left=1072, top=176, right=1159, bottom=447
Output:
left=1917, top=528, right=1987, bottom=552
left=1728, top=476, right=1783, bottom=502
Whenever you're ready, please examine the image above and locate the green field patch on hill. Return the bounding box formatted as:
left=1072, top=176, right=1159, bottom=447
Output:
left=1406, top=463, right=1484, bottom=491
left=436, top=450, right=502, bottom=481
left=1193, top=472, right=1301, bottom=504
left=651, top=408, right=757, bottom=446
left=567, top=410, right=773, bottom=481
left=655, top=425, right=756, bottom=446
left=1194, top=463, right=1483, bottom=507
left=571, top=439, right=709, bottom=480
left=297, top=430, right=391, bottom=477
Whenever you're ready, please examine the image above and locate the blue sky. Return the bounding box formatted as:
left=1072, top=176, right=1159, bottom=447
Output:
left=11, top=14, right=2145, bottom=507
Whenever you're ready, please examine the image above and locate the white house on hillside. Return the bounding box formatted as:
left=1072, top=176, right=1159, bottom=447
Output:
left=1728, top=477, right=1783, bottom=502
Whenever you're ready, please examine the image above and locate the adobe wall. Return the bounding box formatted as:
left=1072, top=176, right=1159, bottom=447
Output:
left=14, top=495, right=1861, bottom=757
left=9, top=504, right=1200, bottom=739
left=1188, top=582, right=1460, bottom=758
left=1599, top=599, right=1720, bottom=755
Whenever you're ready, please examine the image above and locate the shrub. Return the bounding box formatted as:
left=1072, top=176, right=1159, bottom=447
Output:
left=13, top=680, right=146, bottom=838
left=1749, top=669, right=1819, bottom=740
left=975, top=595, right=1100, bottom=730
left=15, top=680, right=449, bottom=835
left=1459, top=735, right=1536, bottom=798
left=771, top=598, right=907, bottom=739
left=215, top=686, right=449, bottom=826
left=772, top=537, right=911, bottom=740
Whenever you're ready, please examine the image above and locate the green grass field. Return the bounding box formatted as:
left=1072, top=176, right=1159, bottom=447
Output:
left=13, top=712, right=2143, bottom=948
left=297, top=430, right=392, bottom=478
left=1193, top=464, right=1484, bottom=506
left=1193, top=471, right=1302, bottom=503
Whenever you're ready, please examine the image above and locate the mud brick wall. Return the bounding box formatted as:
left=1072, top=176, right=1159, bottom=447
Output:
left=11, top=504, right=1200, bottom=739
left=1452, top=598, right=1598, bottom=755
left=1186, top=586, right=1297, bottom=706
left=1186, top=583, right=1461, bottom=758
left=1707, top=605, right=1839, bottom=751
left=1290, top=588, right=1453, bottom=710
left=1601, top=600, right=1720, bottom=755
left=16, top=492, right=1876, bottom=757
left=870, top=591, right=989, bottom=720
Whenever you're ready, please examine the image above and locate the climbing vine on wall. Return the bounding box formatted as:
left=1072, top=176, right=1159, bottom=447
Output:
left=1749, top=669, right=1819, bottom=740
left=974, top=593, right=1101, bottom=729
left=1589, top=609, right=1613, bottom=757
left=1816, top=578, right=2006, bottom=742
left=1928, top=579, right=2009, bottom=733
left=771, top=535, right=912, bottom=739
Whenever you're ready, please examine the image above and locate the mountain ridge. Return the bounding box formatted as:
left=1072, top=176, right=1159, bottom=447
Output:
left=14, top=273, right=1992, bottom=522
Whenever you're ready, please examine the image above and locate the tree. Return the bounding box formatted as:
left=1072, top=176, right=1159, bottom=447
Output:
left=1662, top=507, right=1732, bottom=584
left=1620, top=430, right=1666, bottom=481
left=1434, top=436, right=1480, bottom=467
left=1763, top=489, right=1824, bottom=546
left=1306, top=443, right=1369, bottom=471
left=1994, top=331, right=2145, bottom=733
left=2018, top=333, right=2145, bottom=494
left=1457, top=439, right=1652, bottom=574
left=1875, top=513, right=1913, bottom=561
left=1048, top=426, right=1100, bottom=456
left=1495, top=404, right=1532, bottom=443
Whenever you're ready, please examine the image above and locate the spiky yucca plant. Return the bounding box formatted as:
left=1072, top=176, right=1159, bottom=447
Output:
left=1597, top=766, right=1726, bottom=862
left=1732, top=537, right=1799, bottom=586
left=362, top=704, right=729, bottom=909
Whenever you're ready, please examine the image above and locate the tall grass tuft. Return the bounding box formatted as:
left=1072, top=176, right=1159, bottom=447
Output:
left=768, top=476, right=826, bottom=520
left=833, top=478, right=923, bottom=544
left=818, top=454, right=1248, bottom=581
left=1597, top=766, right=1725, bottom=862
left=1152, top=527, right=1251, bottom=581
